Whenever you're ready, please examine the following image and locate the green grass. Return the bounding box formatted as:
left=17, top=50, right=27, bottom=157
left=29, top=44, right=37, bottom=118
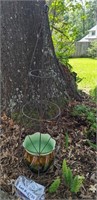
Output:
left=69, top=58, right=97, bottom=93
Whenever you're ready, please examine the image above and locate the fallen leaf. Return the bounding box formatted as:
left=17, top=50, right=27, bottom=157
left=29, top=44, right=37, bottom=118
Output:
left=9, top=119, right=14, bottom=128
left=1, top=113, right=7, bottom=121
left=89, top=184, right=97, bottom=193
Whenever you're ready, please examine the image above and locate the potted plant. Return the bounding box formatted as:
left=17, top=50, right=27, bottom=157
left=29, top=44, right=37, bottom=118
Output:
left=23, top=132, right=56, bottom=173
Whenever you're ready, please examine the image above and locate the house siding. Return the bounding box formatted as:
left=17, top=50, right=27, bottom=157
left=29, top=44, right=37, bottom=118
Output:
left=72, top=25, right=97, bottom=57
left=73, top=41, right=90, bottom=57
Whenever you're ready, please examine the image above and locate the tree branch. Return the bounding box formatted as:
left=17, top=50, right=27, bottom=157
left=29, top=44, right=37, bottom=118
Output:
left=51, top=25, right=69, bottom=39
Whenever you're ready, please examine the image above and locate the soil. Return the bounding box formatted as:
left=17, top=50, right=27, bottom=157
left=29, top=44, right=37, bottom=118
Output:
left=0, top=93, right=96, bottom=200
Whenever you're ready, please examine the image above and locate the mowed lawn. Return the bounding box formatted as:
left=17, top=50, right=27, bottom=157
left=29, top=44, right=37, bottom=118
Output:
left=69, top=58, right=97, bottom=93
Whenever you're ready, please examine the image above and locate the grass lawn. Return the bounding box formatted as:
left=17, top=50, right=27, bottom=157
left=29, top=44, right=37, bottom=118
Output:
left=69, top=58, right=97, bottom=93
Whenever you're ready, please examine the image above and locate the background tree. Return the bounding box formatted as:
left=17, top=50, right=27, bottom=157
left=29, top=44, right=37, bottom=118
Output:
left=48, top=0, right=97, bottom=64
left=48, top=0, right=79, bottom=64
left=85, top=0, right=97, bottom=29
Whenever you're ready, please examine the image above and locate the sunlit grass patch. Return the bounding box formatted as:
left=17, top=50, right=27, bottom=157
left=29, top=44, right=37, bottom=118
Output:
left=69, top=58, right=97, bottom=93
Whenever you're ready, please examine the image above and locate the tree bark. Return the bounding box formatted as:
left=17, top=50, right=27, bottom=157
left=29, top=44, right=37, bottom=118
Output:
left=1, top=0, right=80, bottom=115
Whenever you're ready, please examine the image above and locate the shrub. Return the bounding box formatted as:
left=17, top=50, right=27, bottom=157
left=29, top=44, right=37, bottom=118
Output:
left=87, top=41, right=97, bottom=58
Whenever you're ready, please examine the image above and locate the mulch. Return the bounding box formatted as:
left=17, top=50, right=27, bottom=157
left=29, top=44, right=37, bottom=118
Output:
left=0, top=94, right=97, bottom=200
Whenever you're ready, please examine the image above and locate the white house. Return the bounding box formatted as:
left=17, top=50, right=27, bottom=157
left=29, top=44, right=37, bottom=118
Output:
left=74, top=25, right=97, bottom=57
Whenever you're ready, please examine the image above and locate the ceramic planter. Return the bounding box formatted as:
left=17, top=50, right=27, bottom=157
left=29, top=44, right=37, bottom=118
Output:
left=23, top=132, right=56, bottom=173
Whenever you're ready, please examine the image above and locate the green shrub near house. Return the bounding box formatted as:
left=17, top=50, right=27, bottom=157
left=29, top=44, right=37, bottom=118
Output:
left=87, top=40, right=97, bottom=58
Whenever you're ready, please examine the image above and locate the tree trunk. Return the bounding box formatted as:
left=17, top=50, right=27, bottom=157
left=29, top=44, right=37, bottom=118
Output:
left=1, top=0, right=80, bottom=117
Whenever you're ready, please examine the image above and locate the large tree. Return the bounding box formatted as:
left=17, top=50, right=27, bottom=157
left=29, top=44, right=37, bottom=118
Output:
left=1, top=0, right=80, bottom=118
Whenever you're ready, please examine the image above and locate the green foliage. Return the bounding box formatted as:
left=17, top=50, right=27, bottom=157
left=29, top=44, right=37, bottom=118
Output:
left=88, top=122, right=97, bottom=138
left=72, top=104, right=96, bottom=143
left=72, top=104, right=96, bottom=121
left=72, top=104, right=96, bottom=128
left=87, top=111, right=95, bottom=123
left=65, top=132, right=69, bottom=149
left=72, top=104, right=89, bottom=117
left=48, top=0, right=79, bottom=64
left=48, top=159, right=84, bottom=194
left=89, top=86, right=97, bottom=102
left=48, top=177, right=61, bottom=193
left=48, top=0, right=97, bottom=64
left=62, top=159, right=73, bottom=188
left=62, top=159, right=84, bottom=193
left=71, top=175, right=85, bottom=193
left=85, top=0, right=97, bottom=32
left=87, top=41, right=97, bottom=58
left=87, top=140, right=97, bottom=150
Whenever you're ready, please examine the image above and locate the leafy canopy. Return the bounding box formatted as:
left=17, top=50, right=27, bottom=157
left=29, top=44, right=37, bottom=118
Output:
left=48, top=0, right=97, bottom=64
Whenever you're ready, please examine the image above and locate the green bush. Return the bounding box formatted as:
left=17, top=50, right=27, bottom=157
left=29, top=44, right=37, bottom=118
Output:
left=87, top=41, right=97, bottom=58
left=72, top=105, right=96, bottom=124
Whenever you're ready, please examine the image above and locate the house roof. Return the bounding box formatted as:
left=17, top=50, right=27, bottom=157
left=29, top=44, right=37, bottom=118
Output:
left=78, top=25, right=97, bottom=42
left=89, top=25, right=97, bottom=32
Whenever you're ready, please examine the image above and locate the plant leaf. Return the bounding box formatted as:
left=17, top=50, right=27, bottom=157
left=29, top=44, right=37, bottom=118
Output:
left=71, top=175, right=84, bottom=193
left=65, top=132, right=69, bottom=149
left=67, top=167, right=73, bottom=187
left=62, top=159, right=73, bottom=187
left=87, top=140, right=97, bottom=150
left=48, top=177, right=61, bottom=193
left=62, top=159, right=68, bottom=183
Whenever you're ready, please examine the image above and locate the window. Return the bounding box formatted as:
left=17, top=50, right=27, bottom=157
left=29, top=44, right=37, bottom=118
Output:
left=91, top=31, right=95, bottom=36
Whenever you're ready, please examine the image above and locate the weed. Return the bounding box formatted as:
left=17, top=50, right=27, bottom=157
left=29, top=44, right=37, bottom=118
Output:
left=72, top=104, right=90, bottom=118
left=62, top=159, right=73, bottom=188
left=65, top=132, right=69, bottom=149
left=87, top=140, right=97, bottom=150
left=62, top=160, right=84, bottom=193
left=70, top=175, right=84, bottom=193
left=72, top=104, right=96, bottom=143
left=48, top=159, right=84, bottom=194
left=86, top=111, right=95, bottom=123
left=48, top=177, right=61, bottom=193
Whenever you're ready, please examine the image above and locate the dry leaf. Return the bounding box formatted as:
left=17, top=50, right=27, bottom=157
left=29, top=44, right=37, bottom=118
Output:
left=1, top=113, right=7, bottom=121
left=9, top=119, right=14, bottom=128
left=89, top=184, right=97, bottom=193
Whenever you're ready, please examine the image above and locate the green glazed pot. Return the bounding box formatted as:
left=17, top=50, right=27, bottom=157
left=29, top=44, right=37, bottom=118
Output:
left=23, top=132, right=56, bottom=173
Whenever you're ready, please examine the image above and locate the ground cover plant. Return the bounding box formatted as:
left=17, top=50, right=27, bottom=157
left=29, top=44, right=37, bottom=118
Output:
left=71, top=104, right=97, bottom=146
left=69, top=58, right=97, bottom=94
left=48, top=159, right=84, bottom=194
